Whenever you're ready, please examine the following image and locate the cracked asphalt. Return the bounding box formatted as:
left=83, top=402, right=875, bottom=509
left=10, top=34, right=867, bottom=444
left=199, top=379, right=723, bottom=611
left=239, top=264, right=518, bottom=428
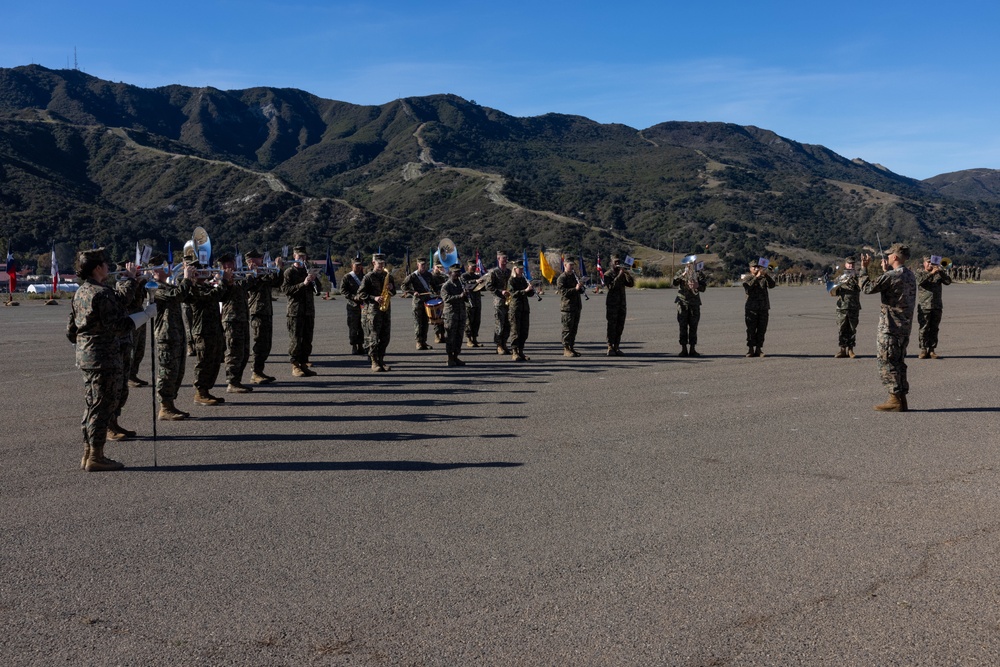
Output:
left=2, top=282, right=998, bottom=666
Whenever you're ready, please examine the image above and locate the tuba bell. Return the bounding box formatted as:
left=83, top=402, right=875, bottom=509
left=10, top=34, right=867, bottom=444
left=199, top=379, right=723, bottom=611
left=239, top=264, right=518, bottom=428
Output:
left=434, top=238, right=459, bottom=268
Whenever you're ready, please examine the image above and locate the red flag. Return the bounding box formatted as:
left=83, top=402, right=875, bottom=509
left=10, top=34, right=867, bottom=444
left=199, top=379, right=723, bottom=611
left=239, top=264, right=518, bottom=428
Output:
left=51, top=246, right=60, bottom=294
left=596, top=252, right=605, bottom=285
left=5, top=246, right=16, bottom=295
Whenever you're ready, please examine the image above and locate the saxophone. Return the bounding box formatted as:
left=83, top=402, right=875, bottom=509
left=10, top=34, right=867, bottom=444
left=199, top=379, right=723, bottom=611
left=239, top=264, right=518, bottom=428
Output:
left=378, top=268, right=392, bottom=312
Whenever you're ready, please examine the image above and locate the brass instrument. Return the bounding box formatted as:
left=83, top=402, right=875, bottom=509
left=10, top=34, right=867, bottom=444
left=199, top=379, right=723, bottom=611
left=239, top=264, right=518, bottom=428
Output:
left=378, top=267, right=393, bottom=312
left=940, top=257, right=952, bottom=270
left=434, top=238, right=459, bottom=268
left=681, top=255, right=699, bottom=294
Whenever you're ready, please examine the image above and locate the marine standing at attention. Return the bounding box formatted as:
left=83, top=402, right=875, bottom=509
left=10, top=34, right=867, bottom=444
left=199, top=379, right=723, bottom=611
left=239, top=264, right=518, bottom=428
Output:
left=339, top=257, right=367, bottom=356
left=556, top=257, right=585, bottom=357
left=507, top=263, right=534, bottom=361
left=861, top=243, right=917, bottom=412
left=441, top=263, right=468, bottom=367
left=401, top=258, right=438, bottom=350
left=462, top=258, right=484, bottom=348
left=485, top=252, right=512, bottom=355
left=281, top=245, right=318, bottom=377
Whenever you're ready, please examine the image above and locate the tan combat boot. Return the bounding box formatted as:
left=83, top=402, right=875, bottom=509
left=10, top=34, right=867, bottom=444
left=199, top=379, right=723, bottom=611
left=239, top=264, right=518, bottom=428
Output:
left=563, top=346, right=575, bottom=358
left=874, top=393, right=906, bottom=412
left=847, top=348, right=856, bottom=358
left=84, top=445, right=124, bottom=472
left=251, top=372, right=275, bottom=385
left=158, top=401, right=188, bottom=421
left=292, top=363, right=307, bottom=377
left=107, top=419, right=136, bottom=440
left=226, top=382, right=252, bottom=394
left=81, top=444, right=91, bottom=470
left=835, top=347, right=848, bottom=358
left=918, top=349, right=929, bottom=359
left=194, top=389, right=223, bottom=406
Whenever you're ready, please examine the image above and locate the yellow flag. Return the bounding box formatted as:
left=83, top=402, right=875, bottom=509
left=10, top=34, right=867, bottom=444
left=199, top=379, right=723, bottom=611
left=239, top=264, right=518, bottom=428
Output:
left=539, top=249, right=556, bottom=284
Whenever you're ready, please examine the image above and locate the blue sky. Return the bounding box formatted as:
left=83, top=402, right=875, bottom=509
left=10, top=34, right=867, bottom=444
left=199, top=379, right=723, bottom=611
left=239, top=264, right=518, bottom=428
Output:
left=3, top=0, right=998, bottom=180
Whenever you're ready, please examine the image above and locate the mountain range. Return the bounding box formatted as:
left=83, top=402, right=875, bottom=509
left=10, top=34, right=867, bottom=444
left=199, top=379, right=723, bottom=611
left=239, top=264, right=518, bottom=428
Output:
left=2, top=64, right=1000, bottom=275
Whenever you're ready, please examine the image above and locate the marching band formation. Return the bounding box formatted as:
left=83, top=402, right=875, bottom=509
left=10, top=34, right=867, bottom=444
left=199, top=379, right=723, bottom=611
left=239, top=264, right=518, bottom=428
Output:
left=65, top=228, right=952, bottom=472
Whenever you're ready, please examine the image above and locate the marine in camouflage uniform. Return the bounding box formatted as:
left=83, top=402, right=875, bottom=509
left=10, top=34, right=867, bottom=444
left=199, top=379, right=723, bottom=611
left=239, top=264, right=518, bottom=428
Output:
left=507, top=264, right=534, bottom=361
left=742, top=260, right=776, bottom=357
left=110, top=269, right=146, bottom=438
left=149, top=258, right=193, bottom=420
left=401, top=259, right=438, bottom=350
left=441, top=263, right=468, bottom=366
left=604, top=256, right=636, bottom=356
left=484, top=253, right=512, bottom=355
left=282, top=246, right=319, bottom=377
left=915, top=256, right=952, bottom=359
left=245, top=251, right=281, bottom=383
left=830, top=257, right=862, bottom=358
left=861, top=243, right=917, bottom=412
left=461, top=260, right=484, bottom=347
left=358, top=253, right=395, bottom=372
left=125, top=272, right=150, bottom=387
left=217, top=252, right=254, bottom=393
left=672, top=261, right=708, bottom=357
left=186, top=265, right=232, bottom=405
left=66, top=250, right=152, bottom=472
left=556, top=259, right=584, bottom=357
left=430, top=264, right=448, bottom=343
left=339, top=259, right=367, bottom=355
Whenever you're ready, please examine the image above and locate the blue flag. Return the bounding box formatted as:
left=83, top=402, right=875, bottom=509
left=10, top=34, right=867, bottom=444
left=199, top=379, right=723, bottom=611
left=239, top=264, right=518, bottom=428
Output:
left=522, top=249, right=533, bottom=282
left=325, top=245, right=337, bottom=288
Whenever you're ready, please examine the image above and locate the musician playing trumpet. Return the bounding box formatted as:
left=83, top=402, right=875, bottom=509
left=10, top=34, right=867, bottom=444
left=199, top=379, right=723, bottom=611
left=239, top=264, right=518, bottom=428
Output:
left=605, top=255, right=635, bottom=356
left=742, top=258, right=776, bottom=358
left=281, top=245, right=318, bottom=377
left=461, top=258, right=484, bottom=348
left=672, top=257, right=707, bottom=357
left=916, top=255, right=952, bottom=359
left=830, top=256, right=861, bottom=359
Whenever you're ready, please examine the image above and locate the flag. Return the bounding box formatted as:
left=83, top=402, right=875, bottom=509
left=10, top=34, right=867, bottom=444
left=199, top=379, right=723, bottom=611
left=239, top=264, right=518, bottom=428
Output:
left=475, top=249, right=484, bottom=275
left=51, top=245, right=60, bottom=293
left=405, top=248, right=411, bottom=274
left=135, top=242, right=141, bottom=266
left=596, top=253, right=605, bottom=285
left=539, top=247, right=556, bottom=284
left=7, top=243, right=18, bottom=295
left=167, top=242, right=173, bottom=270
left=429, top=248, right=434, bottom=268
left=522, top=249, right=533, bottom=282
left=578, top=252, right=587, bottom=281
left=324, top=245, right=337, bottom=288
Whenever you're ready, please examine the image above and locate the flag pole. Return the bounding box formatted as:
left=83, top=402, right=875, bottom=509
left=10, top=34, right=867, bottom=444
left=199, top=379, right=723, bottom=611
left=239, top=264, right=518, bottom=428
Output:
left=149, top=315, right=158, bottom=468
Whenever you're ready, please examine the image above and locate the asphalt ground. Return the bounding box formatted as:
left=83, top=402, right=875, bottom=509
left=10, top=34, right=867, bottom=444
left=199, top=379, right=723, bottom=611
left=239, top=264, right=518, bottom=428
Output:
left=2, top=282, right=999, bottom=666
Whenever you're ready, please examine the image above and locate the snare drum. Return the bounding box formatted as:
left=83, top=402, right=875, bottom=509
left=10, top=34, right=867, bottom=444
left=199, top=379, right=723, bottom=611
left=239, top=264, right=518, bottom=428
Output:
left=424, top=297, right=444, bottom=323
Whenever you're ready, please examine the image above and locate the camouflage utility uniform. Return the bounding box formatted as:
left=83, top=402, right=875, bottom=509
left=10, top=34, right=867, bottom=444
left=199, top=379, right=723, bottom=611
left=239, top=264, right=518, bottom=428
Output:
left=485, top=266, right=512, bottom=351
left=461, top=268, right=483, bottom=345
left=152, top=278, right=193, bottom=404
left=358, top=269, right=395, bottom=368
left=222, top=277, right=253, bottom=386
left=832, top=272, right=862, bottom=349
left=282, top=263, right=316, bottom=369
left=605, top=267, right=635, bottom=353
left=67, top=279, right=137, bottom=467
left=507, top=274, right=532, bottom=358
left=743, top=271, right=775, bottom=352
left=673, top=269, right=707, bottom=352
left=862, top=266, right=917, bottom=396
left=916, top=268, right=951, bottom=354
left=402, top=268, right=438, bottom=347
left=339, top=270, right=365, bottom=353
left=187, top=280, right=230, bottom=396
left=247, top=271, right=280, bottom=376
left=441, top=275, right=467, bottom=362
left=556, top=271, right=583, bottom=352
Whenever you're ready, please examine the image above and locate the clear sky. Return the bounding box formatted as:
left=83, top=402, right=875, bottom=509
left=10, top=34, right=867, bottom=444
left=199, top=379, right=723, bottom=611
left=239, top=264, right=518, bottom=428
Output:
left=3, top=0, right=998, bottom=180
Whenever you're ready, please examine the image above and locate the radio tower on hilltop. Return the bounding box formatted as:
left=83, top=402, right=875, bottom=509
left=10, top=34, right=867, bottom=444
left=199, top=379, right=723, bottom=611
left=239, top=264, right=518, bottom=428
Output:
left=74, top=47, right=79, bottom=71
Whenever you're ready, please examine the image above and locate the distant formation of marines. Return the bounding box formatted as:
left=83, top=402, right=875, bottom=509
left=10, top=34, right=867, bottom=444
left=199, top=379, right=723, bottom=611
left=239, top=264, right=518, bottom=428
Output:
left=67, top=239, right=957, bottom=471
